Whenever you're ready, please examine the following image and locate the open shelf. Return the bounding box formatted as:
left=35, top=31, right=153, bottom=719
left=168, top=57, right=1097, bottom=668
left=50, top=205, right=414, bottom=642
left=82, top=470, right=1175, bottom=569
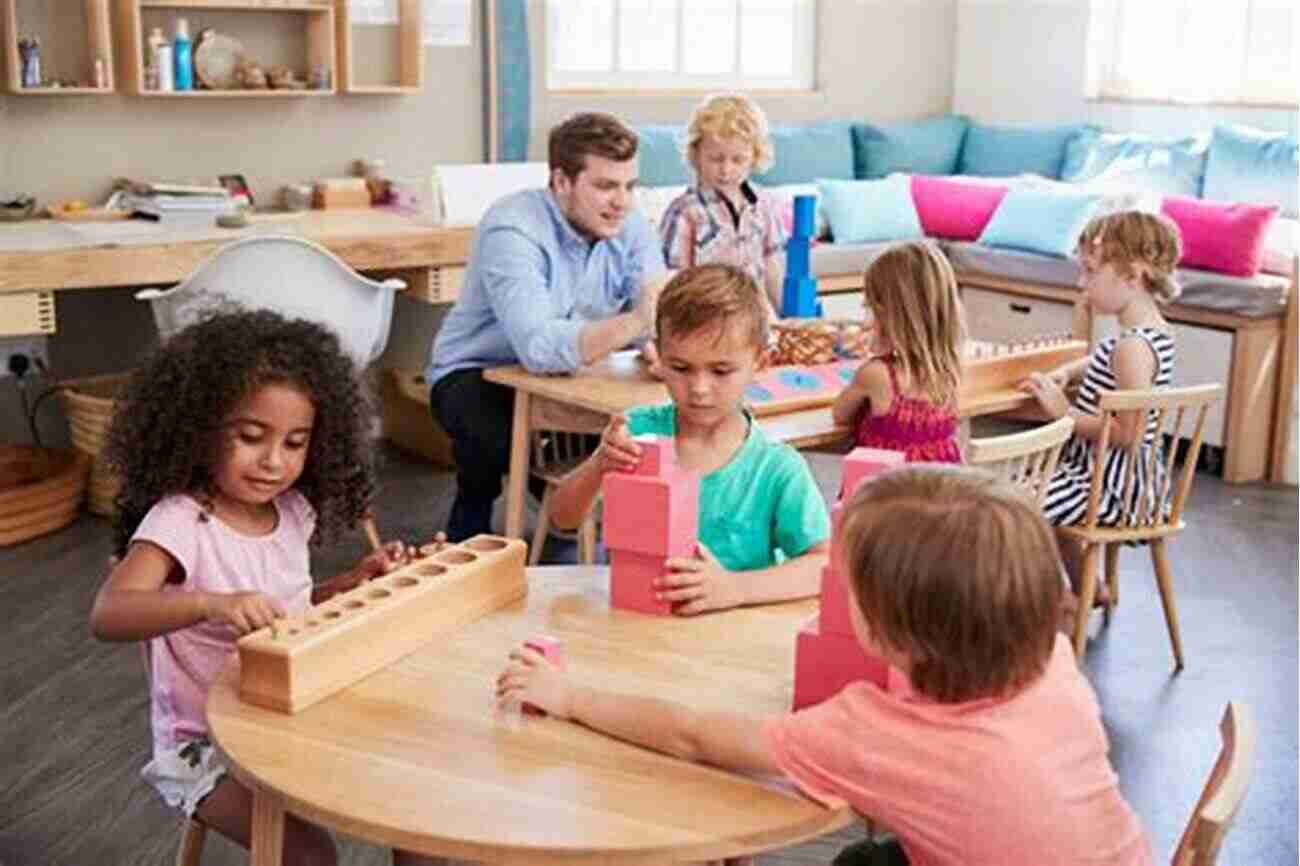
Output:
left=115, top=0, right=335, bottom=95
left=335, top=0, right=421, bottom=94
left=2, top=0, right=116, bottom=94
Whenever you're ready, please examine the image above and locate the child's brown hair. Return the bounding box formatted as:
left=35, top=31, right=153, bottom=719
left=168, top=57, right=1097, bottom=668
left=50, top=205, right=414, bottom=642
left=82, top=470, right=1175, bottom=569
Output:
left=862, top=241, right=965, bottom=407
left=1077, top=210, right=1183, bottom=304
left=840, top=465, right=1063, bottom=704
left=684, top=93, right=776, bottom=175
left=655, top=263, right=770, bottom=350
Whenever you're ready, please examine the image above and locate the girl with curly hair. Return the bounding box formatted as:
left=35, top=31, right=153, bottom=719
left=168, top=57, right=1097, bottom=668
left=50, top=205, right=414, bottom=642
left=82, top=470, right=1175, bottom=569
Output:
left=90, top=308, right=431, bottom=866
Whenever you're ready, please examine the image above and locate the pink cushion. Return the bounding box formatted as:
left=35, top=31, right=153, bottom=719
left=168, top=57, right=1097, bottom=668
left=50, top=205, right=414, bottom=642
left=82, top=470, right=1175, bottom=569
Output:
left=1161, top=196, right=1279, bottom=277
left=910, top=175, right=1009, bottom=240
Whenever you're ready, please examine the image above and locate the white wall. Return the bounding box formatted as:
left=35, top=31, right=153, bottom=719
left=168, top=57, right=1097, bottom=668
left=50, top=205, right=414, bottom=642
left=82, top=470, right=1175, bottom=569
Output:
left=952, top=0, right=1298, bottom=136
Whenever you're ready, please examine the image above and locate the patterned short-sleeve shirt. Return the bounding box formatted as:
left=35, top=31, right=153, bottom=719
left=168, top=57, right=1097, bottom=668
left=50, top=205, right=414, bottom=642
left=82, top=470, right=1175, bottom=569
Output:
left=658, top=182, right=786, bottom=287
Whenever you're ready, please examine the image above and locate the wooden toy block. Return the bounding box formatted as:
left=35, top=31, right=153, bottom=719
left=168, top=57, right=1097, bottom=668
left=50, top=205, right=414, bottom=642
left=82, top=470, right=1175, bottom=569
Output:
left=522, top=633, right=566, bottom=715
left=840, top=447, right=905, bottom=500
left=609, top=549, right=673, bottom=616
left=632, top=435, right=675, bottom=476
left=792, top=619, right=889, bottom=710
left=818, top=564, right=854, bottom=637
left=602, top=470, right=699, bottom=558
left=960, top=338, right=1087, bottom=399
left=237, top=535, right=526, bottom=714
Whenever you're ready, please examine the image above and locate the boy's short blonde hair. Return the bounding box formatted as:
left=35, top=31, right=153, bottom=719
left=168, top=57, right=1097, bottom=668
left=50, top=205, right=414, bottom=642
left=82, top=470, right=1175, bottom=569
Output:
left=862, top=241, right=965, bottom=407
left=840, top=465, right=1063, bottom=704
left=1077, top=210, right=1183, bottom=304
left=685, top=93, right=775, bottom=174
left=655, top=263, right=770, bottom=351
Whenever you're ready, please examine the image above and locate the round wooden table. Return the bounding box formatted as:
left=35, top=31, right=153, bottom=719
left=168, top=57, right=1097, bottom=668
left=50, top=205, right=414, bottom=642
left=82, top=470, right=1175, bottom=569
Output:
left=208, top=565, right=853, bottom=865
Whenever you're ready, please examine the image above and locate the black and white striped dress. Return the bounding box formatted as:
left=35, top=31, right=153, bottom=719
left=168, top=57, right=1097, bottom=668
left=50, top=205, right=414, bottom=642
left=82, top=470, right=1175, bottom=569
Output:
left=1042, top=327, right=1176, bottom=527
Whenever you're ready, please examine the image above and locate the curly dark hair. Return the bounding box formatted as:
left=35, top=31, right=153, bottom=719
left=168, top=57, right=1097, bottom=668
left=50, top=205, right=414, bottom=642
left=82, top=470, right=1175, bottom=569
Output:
left=104, top=308, right=377, bottom=557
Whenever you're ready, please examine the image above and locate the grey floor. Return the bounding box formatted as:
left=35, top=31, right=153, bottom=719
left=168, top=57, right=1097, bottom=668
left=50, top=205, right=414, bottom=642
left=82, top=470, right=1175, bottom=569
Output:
left=1, top=440, right=1295, bottom=866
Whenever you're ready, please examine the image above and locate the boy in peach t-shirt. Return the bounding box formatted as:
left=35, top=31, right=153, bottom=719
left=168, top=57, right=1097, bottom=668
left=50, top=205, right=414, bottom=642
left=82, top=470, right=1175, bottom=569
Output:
left=498, top=465, right=1153, bottom=866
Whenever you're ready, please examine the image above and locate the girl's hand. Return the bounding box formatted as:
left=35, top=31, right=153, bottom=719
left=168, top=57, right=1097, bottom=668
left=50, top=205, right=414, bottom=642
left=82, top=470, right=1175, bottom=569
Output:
left=594, top=415, right=641, bottom=475
left=495, top=644, right=574, bottom=718
left=1021, top=371, right=1071, bottom=419
left=203, top=591, right=285, bottom=635
left=659, top=543, right=745, bottom=615
left=334, top=540, right=412, bottom=595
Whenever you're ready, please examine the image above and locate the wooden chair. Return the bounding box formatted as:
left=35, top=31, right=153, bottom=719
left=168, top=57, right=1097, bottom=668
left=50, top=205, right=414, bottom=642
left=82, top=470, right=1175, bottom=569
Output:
left=529, top=431, right=598, bottom=566
left=139, top=643, right=208, bottom=865
left=1061, top=384, right=1224, bottom=666
left=967, top=416, right=1074, bottom=507
left=1172, top=702, right=1256, bottom=866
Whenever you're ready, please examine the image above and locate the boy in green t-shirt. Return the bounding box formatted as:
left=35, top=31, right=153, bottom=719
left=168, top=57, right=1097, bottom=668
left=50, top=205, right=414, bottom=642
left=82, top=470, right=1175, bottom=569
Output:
left=549, top=263, right=830, bottom=615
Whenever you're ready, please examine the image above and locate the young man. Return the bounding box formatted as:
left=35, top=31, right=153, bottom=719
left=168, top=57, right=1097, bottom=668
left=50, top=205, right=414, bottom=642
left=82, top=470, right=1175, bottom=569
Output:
left=427, top=112, right=669, bottom=541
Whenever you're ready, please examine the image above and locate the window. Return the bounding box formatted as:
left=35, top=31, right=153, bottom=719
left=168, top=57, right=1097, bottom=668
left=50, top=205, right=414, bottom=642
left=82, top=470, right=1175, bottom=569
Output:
left=547, top=0, right=816, bottom=91
left=1086, top=0, right=1297, bottom=107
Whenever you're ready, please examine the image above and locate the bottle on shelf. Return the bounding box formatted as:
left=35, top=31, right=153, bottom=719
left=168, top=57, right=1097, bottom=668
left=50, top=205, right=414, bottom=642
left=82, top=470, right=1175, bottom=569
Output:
left=173, top=18, right=193, bottom=91
left=150, top=27, right=172, bottom=91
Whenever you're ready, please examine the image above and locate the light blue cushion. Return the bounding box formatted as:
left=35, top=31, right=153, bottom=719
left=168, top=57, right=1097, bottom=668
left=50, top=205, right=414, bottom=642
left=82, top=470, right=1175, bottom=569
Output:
left=959, top=122, right=1096, bottom=179
left=851, top=115, right=969, bottom=179
left=978, top=188, right=1102, bottom=258
left=1202, top=125, right=1299, bottom=219
left=815, top=175, right=923, bottom=244
left=634, top=124, right=691, bottom=188
left=1061, top=131, right=1208, bottom=198
left=753, top=122, right=855, bottom=186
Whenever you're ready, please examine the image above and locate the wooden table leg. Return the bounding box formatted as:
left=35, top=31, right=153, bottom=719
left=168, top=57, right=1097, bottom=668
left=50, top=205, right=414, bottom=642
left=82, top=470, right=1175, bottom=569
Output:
left=250, top=786, right=286, bottom=866
left=504, top=389, right=532, bottom=539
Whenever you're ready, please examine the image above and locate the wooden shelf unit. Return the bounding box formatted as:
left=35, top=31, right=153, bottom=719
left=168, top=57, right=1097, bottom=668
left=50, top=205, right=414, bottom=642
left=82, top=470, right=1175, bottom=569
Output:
left=335, top=0, right=421, bottom=94
left=115, top=0, right=335, bottom=96
left=2, top=0, right=116, bottom=94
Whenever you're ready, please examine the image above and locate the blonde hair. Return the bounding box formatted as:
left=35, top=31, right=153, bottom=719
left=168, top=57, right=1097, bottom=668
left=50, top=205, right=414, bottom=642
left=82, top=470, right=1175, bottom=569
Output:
left=1077, top=210, right=1183, bottom=304
left=841, top=465, right=1064, bottom=704
left=684, top=93, right=775, bottom=175
left=862, top=241, right=965, bottom=407
left=655, top=263, right=770, bottom=351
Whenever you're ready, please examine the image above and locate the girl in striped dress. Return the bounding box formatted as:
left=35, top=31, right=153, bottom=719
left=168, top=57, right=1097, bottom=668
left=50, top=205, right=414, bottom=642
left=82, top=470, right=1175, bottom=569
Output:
left=1022, top=211, right=1182, bottom=601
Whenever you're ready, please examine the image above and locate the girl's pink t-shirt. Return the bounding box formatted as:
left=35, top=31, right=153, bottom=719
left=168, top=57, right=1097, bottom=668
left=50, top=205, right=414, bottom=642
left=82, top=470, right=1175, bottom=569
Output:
left=763, top=635, right=1154, bottom=866
left=134, top=493, right=314, bottom=755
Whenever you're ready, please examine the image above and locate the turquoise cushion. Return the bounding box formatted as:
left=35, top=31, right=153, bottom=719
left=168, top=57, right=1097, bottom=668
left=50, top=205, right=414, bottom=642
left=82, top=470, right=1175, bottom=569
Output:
left=978, top=188, right=1102, bottom=257
left=753, top=122, right=855, bottom=186
left=815, top=175, right=922, bottom=244
left=1202, top=125, right=1299, bottom=219
left=1061, top=131, right=1208, bottom=198
left=634, top=124, right=691, bottom=188
left=851, top=115, right=969, bottom=179
left=959, top=122, right=1096, bottom=179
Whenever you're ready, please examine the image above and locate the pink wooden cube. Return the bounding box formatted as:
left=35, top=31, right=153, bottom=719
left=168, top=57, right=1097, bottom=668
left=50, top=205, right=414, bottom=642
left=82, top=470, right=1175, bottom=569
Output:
left=840, top=447, right=905, bottom=501
left=818, top=564, right=855, bottom=637
left=609, top=549, right=673, bottom=616
left=792, top=620, right=890, bottom=710
left=602, top=470, right=698, bottom=557
left=632, top=435, right=676, bottom=476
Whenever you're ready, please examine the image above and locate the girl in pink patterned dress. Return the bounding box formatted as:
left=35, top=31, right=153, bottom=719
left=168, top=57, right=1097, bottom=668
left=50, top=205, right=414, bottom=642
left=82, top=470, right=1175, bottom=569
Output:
left=89, top=309, right=436, bottom=866
left=833, top=241, right=965, bottom=463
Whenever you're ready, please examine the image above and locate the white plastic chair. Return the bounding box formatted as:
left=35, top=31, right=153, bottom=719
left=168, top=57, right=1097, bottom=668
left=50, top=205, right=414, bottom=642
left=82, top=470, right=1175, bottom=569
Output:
left=135, top=236, right=404, bottom=367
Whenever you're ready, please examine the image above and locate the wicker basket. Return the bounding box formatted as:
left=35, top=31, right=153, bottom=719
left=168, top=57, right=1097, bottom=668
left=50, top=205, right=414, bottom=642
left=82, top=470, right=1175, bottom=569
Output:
left=769, top=319, right=839, bottom=366
left=58, top=373, right=130, bottom=517
left=0, top=445, right=90, bottom=546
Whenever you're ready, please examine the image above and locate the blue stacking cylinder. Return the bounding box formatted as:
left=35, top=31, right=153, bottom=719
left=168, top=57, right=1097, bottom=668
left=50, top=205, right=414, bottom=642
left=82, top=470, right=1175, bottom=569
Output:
left=782, top=194, right=820, bottom=318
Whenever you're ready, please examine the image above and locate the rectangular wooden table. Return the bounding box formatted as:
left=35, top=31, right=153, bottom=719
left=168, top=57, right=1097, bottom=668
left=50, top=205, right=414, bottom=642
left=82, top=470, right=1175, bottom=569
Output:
left=208, top=565, right=854, bottom=865
left=484, top=349, right=1040, bottom=540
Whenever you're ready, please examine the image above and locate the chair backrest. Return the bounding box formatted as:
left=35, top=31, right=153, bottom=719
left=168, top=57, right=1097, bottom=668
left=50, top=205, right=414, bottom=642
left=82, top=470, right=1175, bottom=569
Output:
left=531, top=431, right=597, bottom=483
left=135, top=236, right=404, bottom=367
left=1171, top=702, right=1256, bottom=866
left=1083, top=384, right=1224, bottom=532
left=967, top=416, right=1075, bottom=507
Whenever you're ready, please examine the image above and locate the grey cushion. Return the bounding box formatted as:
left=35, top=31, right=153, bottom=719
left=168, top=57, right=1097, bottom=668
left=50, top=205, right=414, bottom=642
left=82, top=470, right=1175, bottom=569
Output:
left=1175, top=268, right=1290, bottom=319
left=941, top=241, right=1082, bottom=287
left=810, top=241, right=896, bottom=278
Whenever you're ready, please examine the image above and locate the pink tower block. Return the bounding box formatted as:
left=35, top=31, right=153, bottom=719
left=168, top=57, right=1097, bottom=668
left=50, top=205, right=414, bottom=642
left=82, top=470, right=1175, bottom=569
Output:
left=792, top=619, right=890, bottom=710
left=632, top=435, right=676, bottom=476
left=609, top=549, right=672, bottom=615
left=840, top=447, right=906, bottom=501
left=602, top=470, right=699, bottom=557
left=522, top=634, right=567, bottom=715
left=818, top=564, right=854, bottom=636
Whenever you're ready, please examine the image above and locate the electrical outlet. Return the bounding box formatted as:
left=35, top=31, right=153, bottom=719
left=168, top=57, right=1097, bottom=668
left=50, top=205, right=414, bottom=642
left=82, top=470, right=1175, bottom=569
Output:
left=1, top=335, right=50, bottom=379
